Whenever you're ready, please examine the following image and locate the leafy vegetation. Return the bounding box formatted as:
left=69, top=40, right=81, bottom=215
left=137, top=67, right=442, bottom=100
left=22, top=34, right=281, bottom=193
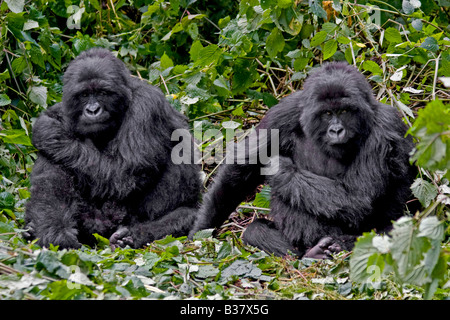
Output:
left=0, top=0, right=449, bottom=300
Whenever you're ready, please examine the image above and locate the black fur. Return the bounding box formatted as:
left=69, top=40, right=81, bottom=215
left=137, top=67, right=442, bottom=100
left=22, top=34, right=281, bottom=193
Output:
left=190, top=62, right=416, bottom=258
left=25, top=48, right=201, bottom=249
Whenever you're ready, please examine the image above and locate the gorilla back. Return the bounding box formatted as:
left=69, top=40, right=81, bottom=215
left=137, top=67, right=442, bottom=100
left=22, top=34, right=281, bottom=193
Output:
left=190, top=62, right=417, bottom=258
left=25, top=48, right=201, bottom=249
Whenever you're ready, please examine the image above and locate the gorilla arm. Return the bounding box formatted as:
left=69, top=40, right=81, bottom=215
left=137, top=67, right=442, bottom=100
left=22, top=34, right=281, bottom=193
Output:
left=189, top=93, right=304, bottom=236
left=32, top=107, right=138, bottom=199
left=271, top=156, right=374, bottom=225
left=190, top=161, right=265, bottom=235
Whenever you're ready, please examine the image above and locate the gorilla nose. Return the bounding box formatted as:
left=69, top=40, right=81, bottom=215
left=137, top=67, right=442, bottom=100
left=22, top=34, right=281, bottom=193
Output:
left=328, top=124, right=346, bottom=141
left=84, top=103, right=102, bottom=118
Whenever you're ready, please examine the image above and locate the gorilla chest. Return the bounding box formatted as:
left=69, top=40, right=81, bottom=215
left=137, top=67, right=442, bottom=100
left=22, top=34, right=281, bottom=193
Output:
left=294, top=138, right=347, bottom=178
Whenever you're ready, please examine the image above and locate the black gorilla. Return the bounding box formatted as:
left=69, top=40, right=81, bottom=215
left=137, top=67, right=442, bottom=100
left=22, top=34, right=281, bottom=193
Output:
left=25, top=48, right=201, bottom=249
left=190, top=62, right=416, bottom=258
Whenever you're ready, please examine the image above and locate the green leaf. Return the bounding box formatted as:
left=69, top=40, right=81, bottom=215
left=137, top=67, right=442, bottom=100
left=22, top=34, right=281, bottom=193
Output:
left=362, top=60, right=383, bottom=75
left=0, top=129, right=32, bottom=146
left=232, top=105, right=245, bottom=116
left=300, top=23, right=314, bottom=39
left=0, top=94, right=11, bottom=106
left=89, top=0, right=101, bottom=10
left=0, top=70, right=10, bottom=82
left=266, top=28, right=285, bottom=59
left=49, top=44, right=62, bottom=69
left=186, top=22, right=199, bottom=40
left=385, top=27, right=402, bottom=43
left=420, top=37, right=439, bottom=52
left=232, top=59, right=257, bottom=94
left=160, top=52, right=174, bottom=70
left=213, top=76, right=231, bottom=97
left=253, top=185, right=271, bottom=208
left=194, top=44, right=222, bottom=67
left=221, top=260, right=262, bottom=279
left=390, top=217, right=429, bottom=280
left=261, top=0, right=276, bottom=9
left=349, top=232, right=382, bottom=284
left=294, top=57, right=310, bottom=71
left=408, top=99, right=450, bottom=172
left=410, top=99, right=450, bottom=135
left=277, top=0, right=293, bottom=8
left=195, top=265, right=219, bottom=279
left=309, top=0, right=328, bottom=19
left=217, top=241, right=232, bottom=260
left=189, top=40, right=203, bottom=62
left=411, top=133, right=448, bottom=171
left=192, top=229, right=214, bottom=240
left=30, top=46, right=45, bottom=69
left=72, top=35, right=94, bottom=55
left=411, top=19, right=423, bottom=31
left=403, top=0, right=421, bottom=14
left=411, top=178, right=438, bottom=208
left=322, top=22, right=337, bottom=34
left=418, top=216, right=444, bottom=241
left=310, top=31, right=327, bottom=47
left=425, top=251, right=448, bottom=299
left=28, top=85, right=48, bottom=107
left=323, top=39, right=337, bottom=60
left=36, top=250, right=66, bottom=275
left=5, top=0, right=25, bottom=13
left=0, top=192, right=15, bottom=209
left=337, top=36, right=350, bottom=44
left=12, top=56, right=27, bottom=74
left=262, top=92, right=279, bottom=108
left=93, top=233, right=110, bottom=248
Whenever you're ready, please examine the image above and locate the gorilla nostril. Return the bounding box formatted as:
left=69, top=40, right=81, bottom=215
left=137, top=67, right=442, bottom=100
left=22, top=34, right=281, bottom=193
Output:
left=85, top=103, right=102, bottom=117
left=328, top=125, right=345, bottom=140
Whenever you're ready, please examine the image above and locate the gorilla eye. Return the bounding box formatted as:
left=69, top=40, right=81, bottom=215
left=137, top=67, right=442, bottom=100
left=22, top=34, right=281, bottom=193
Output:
left=81, top=92, right=89, bottom=98
left=342, top=109, right=347, bottom=114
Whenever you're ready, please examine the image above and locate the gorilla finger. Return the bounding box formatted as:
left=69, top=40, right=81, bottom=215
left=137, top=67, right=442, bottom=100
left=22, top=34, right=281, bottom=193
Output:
left=323, top=249, right=334, bottom=258
left=116, top=236, right=134, bottom=248
left=317, top=236, right=335, bottom=248
left=328, top=243, right=342, bottom=253
left=110, top=226, right=130, bottom=243
left=305, top=250, right=331, bottom=259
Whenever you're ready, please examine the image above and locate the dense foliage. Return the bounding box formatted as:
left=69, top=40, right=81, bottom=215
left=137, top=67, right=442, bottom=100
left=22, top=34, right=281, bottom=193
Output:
left=0, top=0, right=449, bottom=300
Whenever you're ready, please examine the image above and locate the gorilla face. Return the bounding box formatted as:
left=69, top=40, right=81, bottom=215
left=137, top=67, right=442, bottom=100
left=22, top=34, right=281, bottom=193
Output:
left=300, top=82, right=372, bottom=161
left=62, top=49, right=132, bottom=142
left=70, top=87, right=128, bottom=138
left=320, top=107, right=359, bottom=145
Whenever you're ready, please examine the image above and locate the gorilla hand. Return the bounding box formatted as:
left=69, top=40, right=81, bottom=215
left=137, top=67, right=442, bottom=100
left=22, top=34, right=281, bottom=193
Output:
left=32, top=106, right=74, bottom=157
left=303, top=237, right=342, bottom=259
left=110, top=226, right=134, bottom=250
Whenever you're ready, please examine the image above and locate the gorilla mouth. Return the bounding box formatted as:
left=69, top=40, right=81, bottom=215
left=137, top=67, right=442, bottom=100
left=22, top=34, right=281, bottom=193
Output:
left=77, top=118, right=112, bottom=136
left=80, top=111, right=110, bottom=125
left=328, top=139, right=349, bottom=146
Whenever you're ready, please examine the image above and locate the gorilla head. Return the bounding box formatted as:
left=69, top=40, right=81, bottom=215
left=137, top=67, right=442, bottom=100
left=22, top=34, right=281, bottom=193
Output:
left=62, top=48, right=133, bottom=143
left=299, top=62, right=375, bottom=160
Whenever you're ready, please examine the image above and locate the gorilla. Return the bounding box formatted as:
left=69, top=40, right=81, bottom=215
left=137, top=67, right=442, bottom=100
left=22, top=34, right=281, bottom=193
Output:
left=190, top=62, right=417, bottom=259
left=25, top=48, right=201, bottom=249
